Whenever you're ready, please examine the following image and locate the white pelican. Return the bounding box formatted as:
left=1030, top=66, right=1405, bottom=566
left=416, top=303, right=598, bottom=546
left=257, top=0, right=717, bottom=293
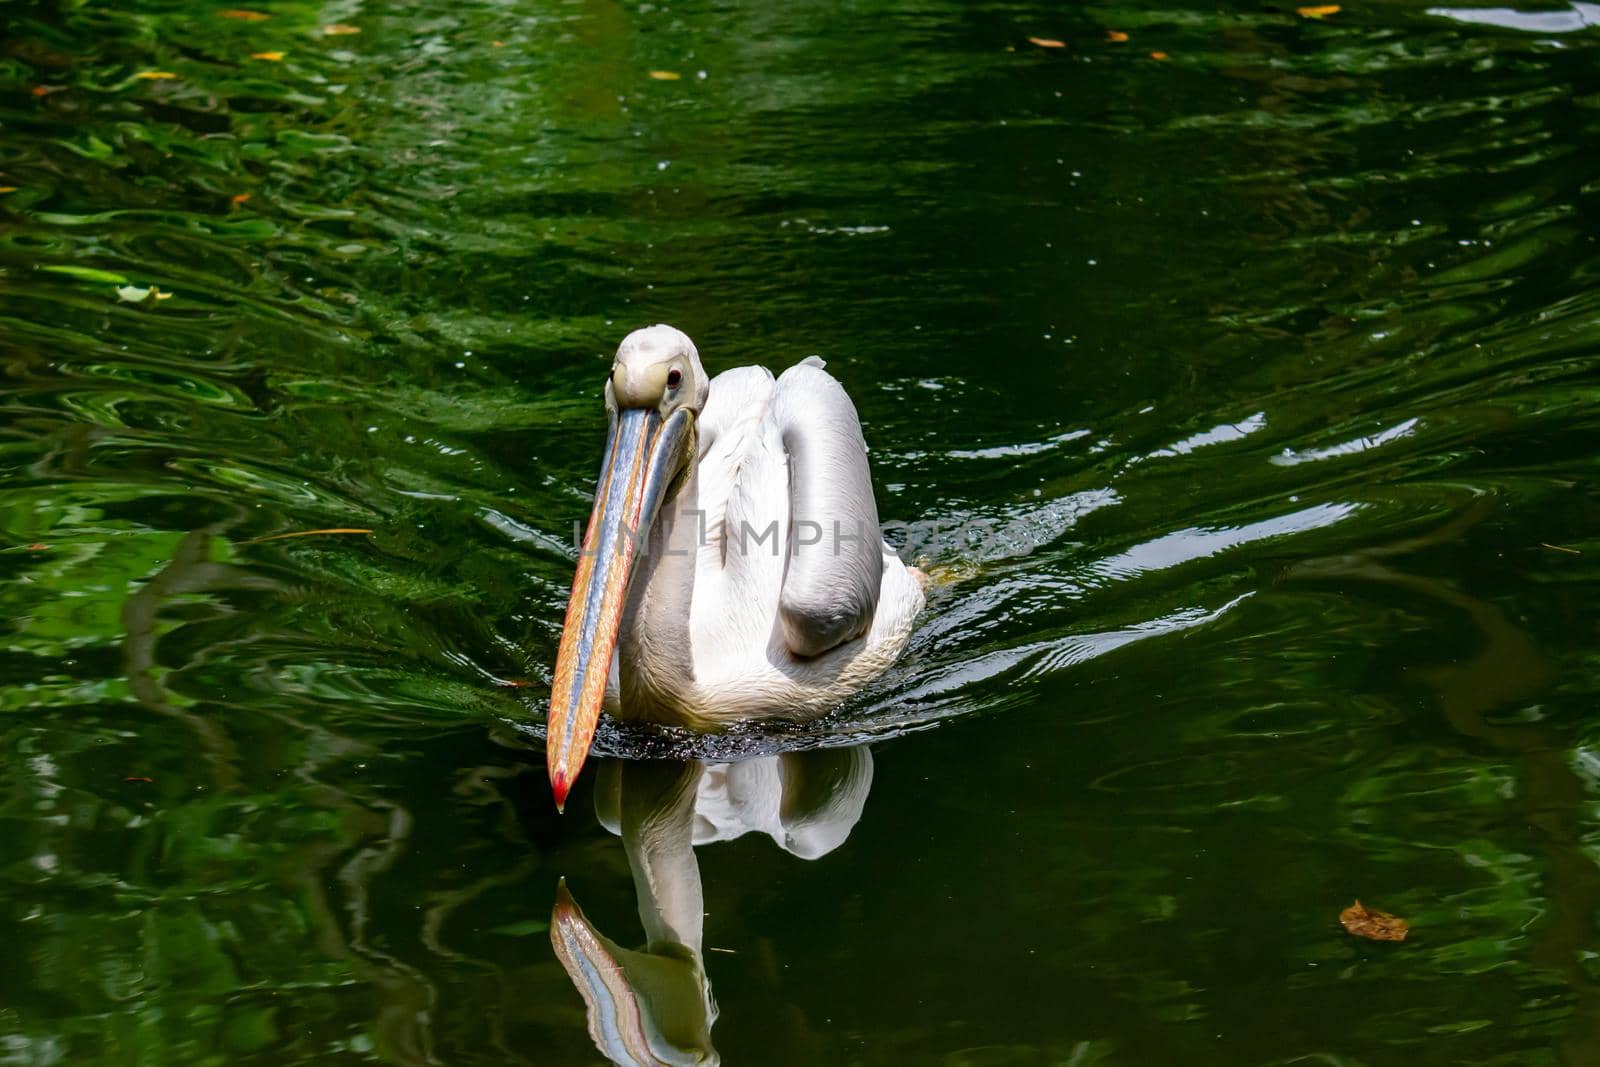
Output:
left=546, top=326, right=924, bottom=808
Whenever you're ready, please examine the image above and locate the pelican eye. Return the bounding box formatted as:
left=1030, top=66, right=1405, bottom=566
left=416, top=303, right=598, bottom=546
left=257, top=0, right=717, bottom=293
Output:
left=667, top=368, right=682, bottom=390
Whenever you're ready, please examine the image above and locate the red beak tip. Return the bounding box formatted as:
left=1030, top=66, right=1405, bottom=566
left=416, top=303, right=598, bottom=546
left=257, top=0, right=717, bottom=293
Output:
left=550, top=773, right=571, bottom=813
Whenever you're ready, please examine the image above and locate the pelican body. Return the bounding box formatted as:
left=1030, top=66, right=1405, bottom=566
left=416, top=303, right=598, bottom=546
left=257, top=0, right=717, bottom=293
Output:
left=546, top=326, right=924, bottom=807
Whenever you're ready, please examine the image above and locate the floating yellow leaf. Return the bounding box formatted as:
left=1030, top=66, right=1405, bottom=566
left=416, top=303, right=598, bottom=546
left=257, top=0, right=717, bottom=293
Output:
left=1340, top=900, right=1409, bottom=942
left=1297, top=4, right=1341, bottom=16
left=648, top=70, right=681, bottom=80
left=219, top=8, right=272, bottom=20
left=247, top=528, right=374, bottom=543
left=1027, top=36, right=1067, bottom=48
left=1106, top=30, right=1130, bottom=42
left=1150, top=50, right=1170, bottom=60
left=322, top=23, right=360, bottom=35
left=0, top=187, right=16, bottom=194
left=251, top=51, right=285, bottom=61
left=135, top=71, right=178, bottom=80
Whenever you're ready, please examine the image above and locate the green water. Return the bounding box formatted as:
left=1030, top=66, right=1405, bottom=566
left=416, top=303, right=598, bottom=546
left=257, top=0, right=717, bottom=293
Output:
left=3, top=0, right=1599, bottom=1062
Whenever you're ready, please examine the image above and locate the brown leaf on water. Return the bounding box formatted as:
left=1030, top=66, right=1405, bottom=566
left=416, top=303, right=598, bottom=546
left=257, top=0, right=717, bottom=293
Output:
left=247, top=528, right=373, bottom=543
left=1106, top=30, right=1130, bottom=42
left=135, top=71, right=179, bottom=80
left=648, top=70, right=681, bottom=80
left=124, top=776, right=154, bottom=783
left=32, top=84, right=63, bottom=97
left=1340, top=900, right=1409, bottom=942
left=0, top=187, right=16, bottom=194
left=1027, top=36, right=1067, bottom=49
left=322, top=23, right=361, bottom=35
left=230, top=192, right=252, bottom=204
left=1149, top=50, right=1170, bottom=60
left=251, top=51, right=286, bottom=61
left=1297, top=4, right=1342, bottom=17
left=219, top=9, right=272, bottom=20
left=26, top=543, right=48, bottom=551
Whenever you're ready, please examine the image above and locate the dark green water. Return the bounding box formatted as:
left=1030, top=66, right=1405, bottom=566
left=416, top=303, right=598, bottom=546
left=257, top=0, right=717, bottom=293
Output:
left=3, top=0, right=1599, bottom=1062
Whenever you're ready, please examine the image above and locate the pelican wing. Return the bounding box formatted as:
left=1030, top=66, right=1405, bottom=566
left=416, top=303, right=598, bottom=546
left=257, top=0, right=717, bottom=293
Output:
left=768, top=361, right=885, bottom=658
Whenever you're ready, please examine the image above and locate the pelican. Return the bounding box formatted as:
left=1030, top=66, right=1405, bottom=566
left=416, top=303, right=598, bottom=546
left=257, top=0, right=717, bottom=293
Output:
left=546, top=325, right=924, bottom=808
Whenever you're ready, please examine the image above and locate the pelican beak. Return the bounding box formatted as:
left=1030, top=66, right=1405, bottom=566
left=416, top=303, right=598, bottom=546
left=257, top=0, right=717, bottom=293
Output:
left=548, top=405, right=693, bottom=811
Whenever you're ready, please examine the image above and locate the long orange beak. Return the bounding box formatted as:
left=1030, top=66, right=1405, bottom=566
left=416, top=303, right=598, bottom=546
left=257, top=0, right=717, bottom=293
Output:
left=548, top=405, right=692, bottom=811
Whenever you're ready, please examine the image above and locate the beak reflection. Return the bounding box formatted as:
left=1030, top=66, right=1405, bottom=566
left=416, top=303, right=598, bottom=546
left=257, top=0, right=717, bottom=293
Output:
left=550, top=748, right=875, bottom=1066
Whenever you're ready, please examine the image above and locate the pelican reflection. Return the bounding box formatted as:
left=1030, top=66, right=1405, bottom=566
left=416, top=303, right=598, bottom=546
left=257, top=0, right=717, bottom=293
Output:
left=550, top=747, right=874, bottom=1066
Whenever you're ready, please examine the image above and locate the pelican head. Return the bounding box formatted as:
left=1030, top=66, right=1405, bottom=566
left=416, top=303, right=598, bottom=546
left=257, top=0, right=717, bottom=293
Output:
left=548, top=326, right=706, bottom=810
left=609, top=324, right=710, bottom=415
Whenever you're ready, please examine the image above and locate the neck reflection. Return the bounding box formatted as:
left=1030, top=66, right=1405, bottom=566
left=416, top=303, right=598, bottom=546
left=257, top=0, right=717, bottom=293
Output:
left=550, top=747, right=874, bottom=1066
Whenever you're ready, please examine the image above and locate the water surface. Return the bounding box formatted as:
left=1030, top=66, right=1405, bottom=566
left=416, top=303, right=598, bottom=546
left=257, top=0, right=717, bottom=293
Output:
left=2, top=0, right=1599, bottom=1063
